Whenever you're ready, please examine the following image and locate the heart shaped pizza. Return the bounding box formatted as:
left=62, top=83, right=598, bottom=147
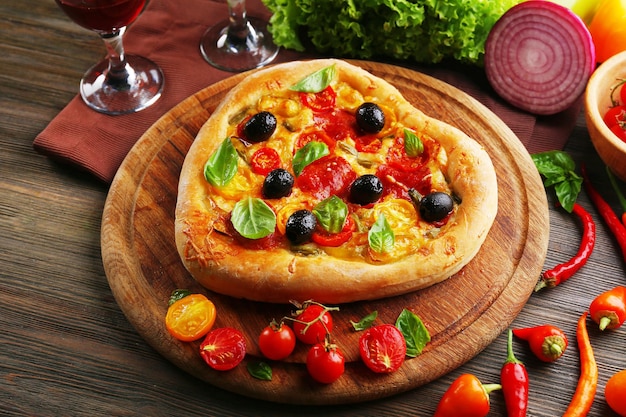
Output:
left=175, top=59, right=498, bottom=304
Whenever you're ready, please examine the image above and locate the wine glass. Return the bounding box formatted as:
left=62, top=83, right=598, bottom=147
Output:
left=55, top=0, right=164, bottom=115
left=199, top=0, right=279, bottom=72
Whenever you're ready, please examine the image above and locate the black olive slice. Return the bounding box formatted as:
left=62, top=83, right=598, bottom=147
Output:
left=286, top=210, right=317, bottom=245
left=262, top=168, right=294, bottom=199
left=243, top=111, right=277, bottom=143
left=356, top=102, right=385, bottom=134
left=419, top=191, right=454, bottom=223
left=349, top=174, right=383, bottom=205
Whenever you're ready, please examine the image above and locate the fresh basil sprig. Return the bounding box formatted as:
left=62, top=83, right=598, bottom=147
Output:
left=290, top=64, right=336, bottom=93
left=531, top=150, right=582, bottom=213
left=231, top=197, right=276, bottom=239
left=368, top=214, right=395, bottom=253
left=404, top=129, right=424, bottom=157
left=313, top=195, right=348, bottom=234
left=204, top=137, right=239, bottom=187
left=292, top=141, right=329, bottom=176
left=395, top=309, right=430, bottom=358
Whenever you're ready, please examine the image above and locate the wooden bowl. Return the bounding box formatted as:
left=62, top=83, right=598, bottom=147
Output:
left=585, top=50, right=626, bottom=181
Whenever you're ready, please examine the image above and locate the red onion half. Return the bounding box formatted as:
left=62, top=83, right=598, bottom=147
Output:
left=485, top=0, right=596, bottom=115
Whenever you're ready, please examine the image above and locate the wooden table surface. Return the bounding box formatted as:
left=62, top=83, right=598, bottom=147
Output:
left=2, top=1, right=626, bottom=416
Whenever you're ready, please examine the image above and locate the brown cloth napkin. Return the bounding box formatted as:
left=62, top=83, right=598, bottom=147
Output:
left=34, top=0, right=581, bottom=184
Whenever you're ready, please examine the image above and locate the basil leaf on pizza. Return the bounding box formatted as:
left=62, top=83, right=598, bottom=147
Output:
left=368, top=214, right=395, bottom=253
left=231, top=197, right=276, bottom=239
left=290, top=64, right=336, bottom=93
left=292, top=141, right=329, bottom=176
left=404, top=129, right=424, bottom=158
left=204, top=137, right=239, bottom=187
left=175, top=59, right=498, bottom=304
left=313, top=196, right=348, bottom=234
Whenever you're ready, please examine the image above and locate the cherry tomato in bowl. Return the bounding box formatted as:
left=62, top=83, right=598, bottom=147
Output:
left=306, top=343, right=345, bottom=384
left=292, top=303, right=334, bottom=345
left=165, top=294, right=216, bottom=342
left=605, top=369, right=626, bottom=416
left=199, top=327, right=246, bottom=371
left=359, top=324, right=407, bottom=373
left=603, top=104, right=626, bottom=129
left=258, top=322, right=296, bottom=361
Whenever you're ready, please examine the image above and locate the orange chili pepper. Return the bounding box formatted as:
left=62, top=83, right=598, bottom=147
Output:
left=589, top=286, right=626, bottom=331
left=562, top=312, right=598, bottom=417
left=433, top=373, right=501, bottom=417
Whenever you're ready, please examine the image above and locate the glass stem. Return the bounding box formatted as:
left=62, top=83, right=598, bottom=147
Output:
left=226, top=0, right=255, bottom=43
left=100, top=28, right=134, bottom=91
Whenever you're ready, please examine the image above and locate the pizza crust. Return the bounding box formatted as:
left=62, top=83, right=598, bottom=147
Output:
left=175, top=59, right=498, bottom=304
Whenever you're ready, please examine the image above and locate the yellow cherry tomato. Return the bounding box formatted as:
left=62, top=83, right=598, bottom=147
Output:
left=606, top=369, right=626, bottom=416
left=589, top=0, right=626, bottom=63
left=165, top=294, right=216, bottom=342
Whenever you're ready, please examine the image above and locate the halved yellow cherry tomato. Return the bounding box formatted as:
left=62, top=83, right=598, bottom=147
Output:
left=165, top=294, right=216, bottom=342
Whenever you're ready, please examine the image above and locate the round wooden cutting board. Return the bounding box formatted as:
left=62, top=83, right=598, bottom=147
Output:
left=101, top=61, right=549, bottom=405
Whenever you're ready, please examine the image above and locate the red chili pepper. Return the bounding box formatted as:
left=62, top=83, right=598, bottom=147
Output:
left=582, top=163, right=626, bottom=261
left=589, top=286, right=626, bottom=331
left=563, top=312, right=598, bottom=417
left=512, top=325, right=568, bottom=362
left=535, top=203, right=596, bottom=291
left=433, top=373, right=501, bottom=417
left=501, top=329, right=529, bottom=417
left=607, top=166, right=626, bottom=226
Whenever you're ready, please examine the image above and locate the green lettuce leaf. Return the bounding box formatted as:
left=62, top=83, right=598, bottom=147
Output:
left=262, top=0, right=520, bottom=65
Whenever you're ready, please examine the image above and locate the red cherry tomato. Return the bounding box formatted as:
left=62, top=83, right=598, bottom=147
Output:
left=354, top=134, right=383, bottom=153
left=199, top=327, right=246, bottom=371
left=603, top=105, right=626, bottom=129
left=311, top=214, right=355, bottom=247
left=385, top=135, right=430, bottom=172
left=295, top=129, right=336, bottom=154
left=306, top=343, right=345, bottom=384
left=611, top=124, right=626, bottom=142
left=359, top=324, right=407, bottom=373
left=299, top=86, right=336, bottom=113
left=258, top=323, right=296, bottom=361
left=605, top=369, right=626, bottom=416
left=296, top=155, right=357, bottom=200
left=250, top=147, right=281, bottom=175
left=293, top=304, right=334, bottom=345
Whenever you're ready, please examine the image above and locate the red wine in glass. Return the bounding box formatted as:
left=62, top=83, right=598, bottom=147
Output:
left=55, top=0, right=164, bottom=115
